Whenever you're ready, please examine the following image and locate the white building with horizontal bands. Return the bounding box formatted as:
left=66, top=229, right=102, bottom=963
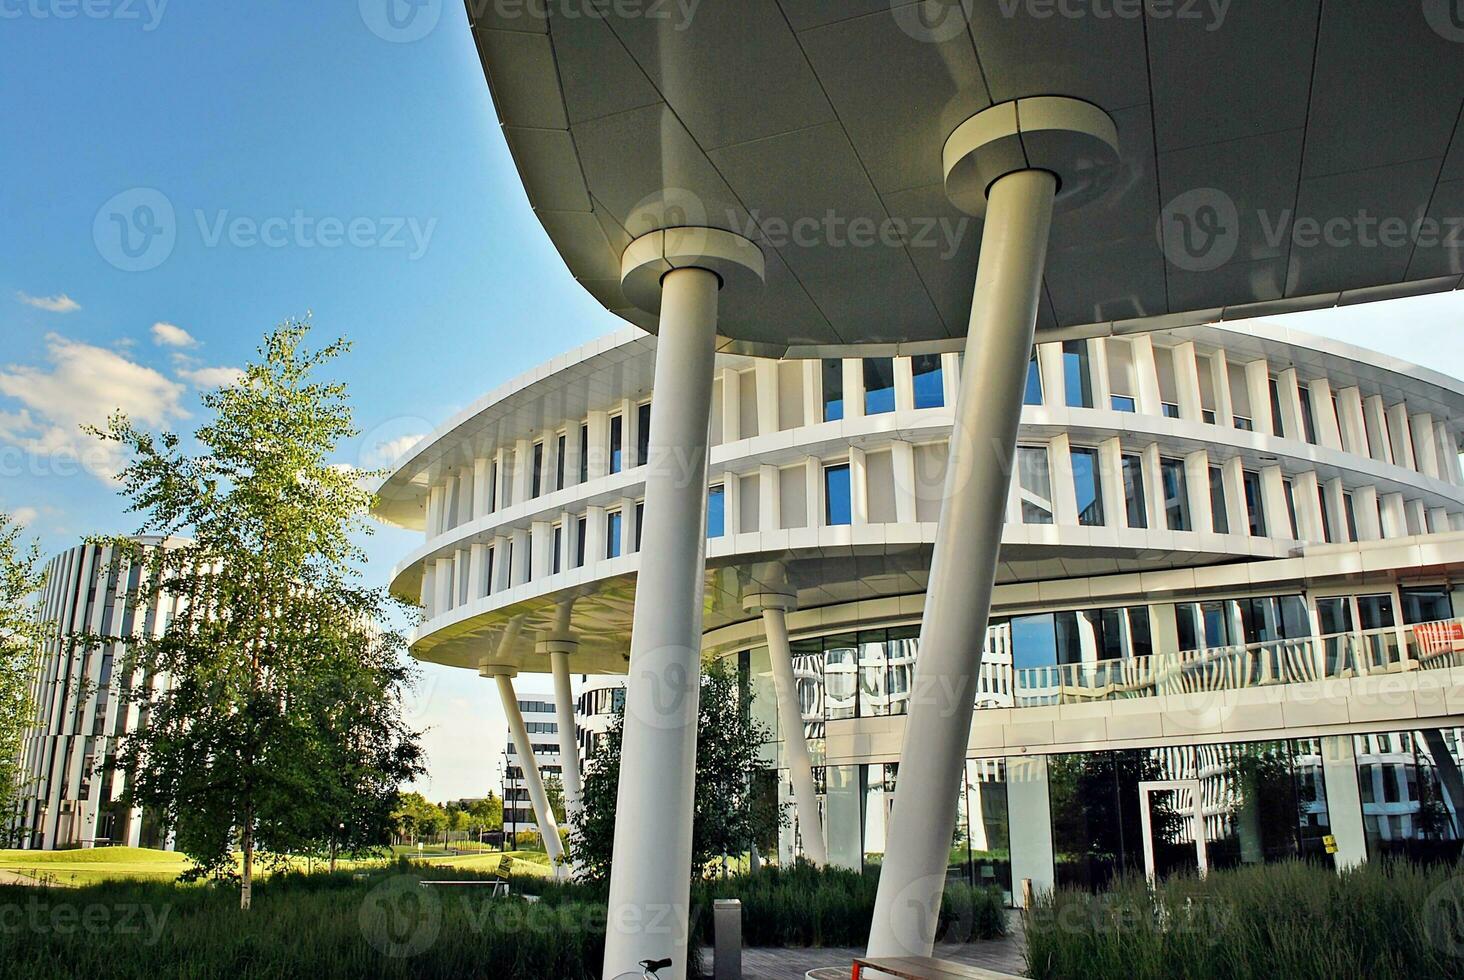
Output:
left=374, top=322, right=1464, bottom=901
left=11, top=537, right=188, bottom=850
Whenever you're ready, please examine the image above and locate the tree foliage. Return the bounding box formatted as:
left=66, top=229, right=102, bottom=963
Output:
left=0, top=514, right=47, bottom=842
left=91, top=320, right=424, bottom=908
left=571, top=660, right=778, bottom=881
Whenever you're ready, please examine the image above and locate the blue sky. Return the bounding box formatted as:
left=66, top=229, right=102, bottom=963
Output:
left=2, top=2, right=1462, bottom=801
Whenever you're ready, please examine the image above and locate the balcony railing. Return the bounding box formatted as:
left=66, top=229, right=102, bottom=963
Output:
left=1006, top=618, right=1464, bottom=708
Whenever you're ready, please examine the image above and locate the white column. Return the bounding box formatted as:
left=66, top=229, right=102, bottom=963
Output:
left=1221, top=457, right=1249, bottom=536
left=1131, top=335, right=1163, bottom=416
left=1336, top=386, right=1367, bottom=455
left=1323, top=477, right=1348, bottom=542
left=605, top=228, right=762, bottom=980
left=1310, top=379, right=1343, bottom=450
left=485, top=665, right=566, bottom=869
left=868, top=167, right=1059, bottom=958
left=1037, top=342, right=1066, bottom=409
left=1412, top=413, right=1440, bottom=478
left=754, top=595, right=828, bottom=866
left=1184, top=450, right=1212, bottom=534
left=1320, top=735, right=1367, bottom=869
left=1007, top=755, right=1056, bottom=907
left=1354, top=486, right=1383, bottom=540
left=1363, top=395, right=1394, bottom=463
left=1380, top=492, right=1408, bottom=537
left=1386, top=404, right=1416, bottom=470
left=1293, top=471, right=1325, bottom=543
left=1173, top=341, right=1203, bottom=422
left=1244, top=360, right=1273, bottom=436
left=1210, top=348, right=1234, bottom=429
left=547, top=641, right=583, bottom=817
left=1260, top=466, right=1291, bottom=538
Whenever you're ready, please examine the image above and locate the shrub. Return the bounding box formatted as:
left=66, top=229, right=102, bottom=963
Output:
left=1025, top=859, right=1464, bottom=980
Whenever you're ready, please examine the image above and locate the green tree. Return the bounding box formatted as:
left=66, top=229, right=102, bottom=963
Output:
left=0, top=514, right=47, bottom=843
left=571, top=660, right=778, bottom=881
left=91, top=320, right=424, bottom=909
left=466, top=793, right=503, bottom=838
left=544, top=772, right=567, bottom=824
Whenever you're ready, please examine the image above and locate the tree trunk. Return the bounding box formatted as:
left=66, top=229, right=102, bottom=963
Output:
left=240, top=813, right=254, bottom=911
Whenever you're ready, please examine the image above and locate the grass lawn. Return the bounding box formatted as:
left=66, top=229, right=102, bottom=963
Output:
left=0, top=845, right=558, bottom=886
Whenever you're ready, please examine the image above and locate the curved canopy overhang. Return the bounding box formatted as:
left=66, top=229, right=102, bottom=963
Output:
left=467, top=3, right=1464, bottom=357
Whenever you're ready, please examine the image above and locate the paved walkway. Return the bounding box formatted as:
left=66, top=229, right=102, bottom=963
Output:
left=699, top=917, right=1027, bottom=979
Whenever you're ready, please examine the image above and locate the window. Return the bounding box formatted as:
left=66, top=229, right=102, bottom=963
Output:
left=1283, top=478, right=1299, bottom=538
left=487, top=460, right=499, bottom=512
left=1268, top=376, right=1286, bottom=437
left=1121, top=454, right=1147, bottom=528
left=606, top=511, right=623, bottom=559
left=1023, top=349, right=1043, bottom=406
left=1202, top=409, right=1217, bottom=424
left=1234, top=415, right=1254, bottom=431
left=1317, top=485, right=1333, bottom=543
left=531, top=441, right=544, bottom=498
left=1161, top=457, right=1190, bottom=531
left=609, top=415, right=624, bottom=474
left=1298, top=385, right=1318, bottom=444
left=1175, top=600, right=1234, bottom=651
left=1238, top=595, right=1311, bottom=644
left=1070, top=448, right=1104, bottom=526
left=707, top=485, right=726, bottom=538
left=864, top=358, right=895, bottom=415
left=1400, top=587, right=1453, bottom=625
left=1017, top=446, right=1054, bottom=525
left=1209, top=466, right=1229, bottom=534
left=1111, top=394, right=1136, bottom=413
left=911, top=354, right=944, bottom=409
left=1343, top=491, right=1358, bottom=542
left=634, top=501, right=644, bottom=552
left=1062, top=341, right=1092, bottom=408
left=552, top=525, right=562, bottom=574
left=823, top=359, right=844, bottom=421
left=575, top=515, right=587, bottom=567
left=579, top=423, right=589, bottom=484
left=485, top=547, right=495, bottom=594
left=824, top=463, right=852, bottom=526
left=1243, top=471, right=1267, bottom=536
left=636, top=401, right=652, bottom=468
left=1162, top=402, right=1181, bottom=419
left=555, top=433, right=566, bottom=492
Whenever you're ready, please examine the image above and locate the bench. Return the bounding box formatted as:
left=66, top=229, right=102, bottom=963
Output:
left=850, top=956, right=1024, bottom=980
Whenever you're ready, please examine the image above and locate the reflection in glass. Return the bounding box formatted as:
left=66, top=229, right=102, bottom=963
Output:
left=1017, top=446, right=1054, bottom=524
left=863, top=358, right=896, bottom=415
left=1070, top=448, right=1104, bottom=526
left=912, top=354, right=944, bottom=409
left=1354, top=728, right=1464, bottom=864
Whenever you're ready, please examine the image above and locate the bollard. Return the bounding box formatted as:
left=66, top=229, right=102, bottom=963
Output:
left=713, top=898, right=742, bottom=980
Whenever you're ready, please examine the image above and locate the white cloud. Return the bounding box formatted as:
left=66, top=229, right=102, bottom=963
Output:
left=0, top=333, right=189, bottom=481
left=17, top=292, right=80, bottom=313
left=176, top=365, right=245, bottom=389
left=150, top=322, right=198, bottom=348
left=9, top=506, right=38, bottom=527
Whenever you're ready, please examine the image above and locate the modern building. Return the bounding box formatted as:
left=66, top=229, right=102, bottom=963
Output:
left=440, top=7, right=1464, bottom=974
left=576, top=675, right=626, bottom=762
left=502, top=691, right=563, bottom=834
left=374, top=323, right=1464, bottom=900
left=10, top=537, right=187, bottom=850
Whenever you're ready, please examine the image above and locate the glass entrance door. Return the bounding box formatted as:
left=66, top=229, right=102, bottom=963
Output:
left=1138, top=779, right=1209, bottom=882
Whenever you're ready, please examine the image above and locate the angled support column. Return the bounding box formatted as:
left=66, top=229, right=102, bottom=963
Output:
left=481, top=643, right=567, bottom=870
left=746, top=591, right=828, bottom=867
left=604, top=228, right=764, bottom=980
left=868, top=97, right=1118, bottom=958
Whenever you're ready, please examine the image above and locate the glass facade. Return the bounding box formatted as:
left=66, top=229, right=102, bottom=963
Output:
left=1049, top=739, right=1331, bottom=892
left=1160, top=457, right=1189, bottom=531
left=707, top=485, right=726, bottom=538
left=1017, top=446, right=1054, bottom=525
left=1122, top=454, right=1146, bottom=529
left=1023, top=349, right=1043, bottom=406
left=823, top=359, right=844, bottom=421
left=1063, top=340, right=1092, bottom=409
left=824, top=463, right=852, bottom=526
left=1070, top=448, right=1104, bottom=526
left=911, top=354, right=944, bottom=410
left=863, top=358, right=895, bottom=415
left=1354, top=728, right=1464, bottom=863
